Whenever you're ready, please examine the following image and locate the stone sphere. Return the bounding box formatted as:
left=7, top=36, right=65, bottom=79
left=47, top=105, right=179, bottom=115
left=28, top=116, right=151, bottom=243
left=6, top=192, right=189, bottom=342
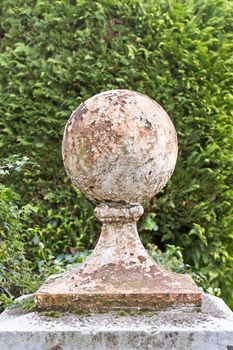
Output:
left=62, top=90, right=178, bottom=204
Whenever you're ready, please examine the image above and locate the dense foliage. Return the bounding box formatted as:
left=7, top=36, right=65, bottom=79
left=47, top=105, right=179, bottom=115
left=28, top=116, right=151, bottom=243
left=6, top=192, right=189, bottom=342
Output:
left=0, top=0, right=232, bottom=310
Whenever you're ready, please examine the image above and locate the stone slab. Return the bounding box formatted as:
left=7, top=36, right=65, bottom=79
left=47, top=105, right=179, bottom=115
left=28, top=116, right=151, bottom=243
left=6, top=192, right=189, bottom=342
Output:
left=35, top=266, right=201, bottom=311
left=0, top=294, right=233, bottom=350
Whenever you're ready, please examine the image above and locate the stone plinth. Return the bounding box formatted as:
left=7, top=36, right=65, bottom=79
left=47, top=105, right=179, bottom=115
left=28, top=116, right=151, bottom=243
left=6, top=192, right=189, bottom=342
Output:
left=35, top=204, right=200, bottom=311
left=0, top=294, right=233, bottom=350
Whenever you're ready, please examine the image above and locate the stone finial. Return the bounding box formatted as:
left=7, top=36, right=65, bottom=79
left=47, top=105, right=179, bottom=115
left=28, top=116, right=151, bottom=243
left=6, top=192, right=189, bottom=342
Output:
left=35, top=90, right=201, bottom=311
left=62, top=90, right=177, bottom=204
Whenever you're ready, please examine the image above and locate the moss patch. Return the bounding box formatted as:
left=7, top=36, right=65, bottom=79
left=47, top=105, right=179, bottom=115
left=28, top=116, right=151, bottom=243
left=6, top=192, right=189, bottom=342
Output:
left=117, top=309, right=128, bottom=317
left=42, top=311, right=62, bottom=318
left=73, top=308, right=86, bottom=316
left=22, top=296, right=36, bottom=312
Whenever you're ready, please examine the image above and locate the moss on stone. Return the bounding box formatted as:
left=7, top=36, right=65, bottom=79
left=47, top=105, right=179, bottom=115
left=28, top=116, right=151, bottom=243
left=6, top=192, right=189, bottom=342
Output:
left=117, top=309, right=128, bottom=317
left=22, top=297, right=36, bottom=312
left=73, top=308, right=85, bottom=316
left=42, top=311, right=61, bottom=318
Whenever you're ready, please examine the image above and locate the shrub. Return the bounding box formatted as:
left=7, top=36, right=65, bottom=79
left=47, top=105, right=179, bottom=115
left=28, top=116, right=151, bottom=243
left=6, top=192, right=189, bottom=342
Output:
left=0, top=156, right=85, bottom=311
left=0, top=181, right=35, bottom=310
left=0, top=0, right=232, bottom=307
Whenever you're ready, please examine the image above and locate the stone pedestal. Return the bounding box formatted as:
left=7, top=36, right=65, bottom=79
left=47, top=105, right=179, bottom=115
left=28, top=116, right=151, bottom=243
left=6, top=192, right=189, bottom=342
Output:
left=36, top=203, right=200, bottom=311
left=0, top=294, right=233, bottom=350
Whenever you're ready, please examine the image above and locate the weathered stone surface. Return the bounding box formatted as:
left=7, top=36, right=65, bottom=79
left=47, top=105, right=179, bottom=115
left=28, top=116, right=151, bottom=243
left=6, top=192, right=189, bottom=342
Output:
left=35, top=203, right=201, bottom=311
left=62, top=89, right=178, bottom=203
left=1, top=294, right=233, bottom=350
left=35, top=204, right=201, bottom=310
left=35, top=89, right=201, bottom=311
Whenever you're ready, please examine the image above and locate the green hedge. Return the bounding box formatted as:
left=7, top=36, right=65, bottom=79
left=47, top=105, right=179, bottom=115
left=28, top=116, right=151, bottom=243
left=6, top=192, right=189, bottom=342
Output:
left=0, top=0, right=232, bottom=307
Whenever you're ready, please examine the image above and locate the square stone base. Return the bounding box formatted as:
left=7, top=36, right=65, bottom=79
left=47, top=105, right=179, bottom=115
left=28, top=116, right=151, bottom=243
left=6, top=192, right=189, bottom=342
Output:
left=35, top=264, right=201, bottom=311
left=0, top=294, right=233, bottom=350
